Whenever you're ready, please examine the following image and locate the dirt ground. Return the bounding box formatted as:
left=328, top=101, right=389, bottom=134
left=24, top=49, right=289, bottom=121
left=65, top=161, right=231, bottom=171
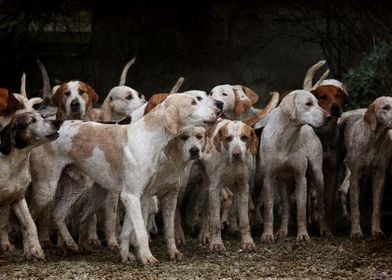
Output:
left=0, top=235, right=391, bottom=279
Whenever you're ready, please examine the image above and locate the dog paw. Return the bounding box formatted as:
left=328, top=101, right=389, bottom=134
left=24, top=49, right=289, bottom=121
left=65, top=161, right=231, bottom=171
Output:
left=296, top=232, right=311, bottom=242
left=241, top=242, right=256, bottom=253
left=372, top=230, right=385, bottom=240
left=107, top=240, right=119, bottom=251
left=120, top=252, right=136, bottom=263
left=350, top=230, right=363, bottom=240
left=175, top=236, right=186, bottom=247
left=40, top=239, right=53, bottom=248
left=139, top=254, right=159, bottom=265
left=88, top=238, right=102, bottom=248
left=78, top=242, right=93, bottom=253
left=24, top=245, right=45, bottom=262
left=260, top=233, right=274, bottom=243
left=66, top=242, right=79, bottom=252
left=168, top=249, right=184, bottom=262
left=275, top=230, right=288, bottom=240
left=1, top=242, right=15, bottom=252
left=198, top=233, right=209, bottom=245
left=210, top=243, right=226, bottom=254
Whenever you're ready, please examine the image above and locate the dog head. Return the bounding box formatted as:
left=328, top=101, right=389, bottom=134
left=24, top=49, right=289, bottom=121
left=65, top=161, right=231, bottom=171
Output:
left=160, top=94, right=218, bottom=135
left=0, top=88, right=24, bottom=117
left=100, top=86, right=146, bottom=122
left=311, top=79, right=349, bottom=118
left=52, top=81, right=99, bottom=121
left=364, top=96, right=392, bottom=131
left=0, top=112, right=61, bottom=155
left=174, top=126, right=206, bottom=162
left=280, top=90, right=327, bottom=128
left=213, top=120, right=258, bottom=162
left=210, top=84, right=258, bottom=117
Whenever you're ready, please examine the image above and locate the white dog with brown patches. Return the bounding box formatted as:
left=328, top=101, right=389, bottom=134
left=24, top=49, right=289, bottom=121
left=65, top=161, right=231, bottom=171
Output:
left=260, top=90, right=330, bottom=242
left=0, top=111, right=60, bottom=261
left=26, top=94, right=218, bottom=264
left=203, top=120, right=258, bottom=253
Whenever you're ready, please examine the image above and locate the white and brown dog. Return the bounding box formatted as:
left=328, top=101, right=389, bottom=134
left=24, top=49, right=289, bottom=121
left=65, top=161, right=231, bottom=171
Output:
left=0, top=111, right=60, bottom=260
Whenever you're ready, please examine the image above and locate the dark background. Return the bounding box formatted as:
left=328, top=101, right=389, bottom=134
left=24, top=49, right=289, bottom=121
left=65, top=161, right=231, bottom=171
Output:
left=1, top=0, right=391, bottom=106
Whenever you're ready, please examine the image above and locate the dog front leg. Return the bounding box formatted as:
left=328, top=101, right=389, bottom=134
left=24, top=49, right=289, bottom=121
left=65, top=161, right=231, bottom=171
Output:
left=104, top=191, right=120, bottom=250
left=261, top=176, right=275, bottom=243
left=209, top=182, right=225, bottom=253
left=237, top=181, right=255, bottom=252
left=276, top=184, right=290, bottom=239
left=161, top=190, right=183, bottom=261
left=349, top=170, right=363, bottom=239
left=371, top=171, right=386, bottom=239
left=12, top=198, right=44, bottom=261
left=120, top=191, right=158, bottom=265
left=0, top=205, right=14, bottom=252
left=296, top=176, right=310, bottom=242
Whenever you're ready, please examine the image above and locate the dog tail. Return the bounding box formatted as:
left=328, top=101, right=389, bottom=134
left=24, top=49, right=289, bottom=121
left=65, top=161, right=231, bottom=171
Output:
left=303, top=60, right=326, bottom=91
left=20, top=72, right=27, bottom=97
left=119, top=57, right=136, bottom=86
left=37, top=59, right=52, bottom=104
left=169, top=77, right=184, bottom=94
left=245, top=91, right=279, bottom=127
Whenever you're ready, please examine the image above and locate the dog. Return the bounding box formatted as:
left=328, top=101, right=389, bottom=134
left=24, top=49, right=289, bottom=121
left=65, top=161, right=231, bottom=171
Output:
left=343, top=96, right=392, bottom=239
left=259, top=90, right=331, bottom=242
left=201, top=120, right=258, bottom=253
left=25, top=94, right=219, bottom=264
left=0, top=110, right=60, bottom=261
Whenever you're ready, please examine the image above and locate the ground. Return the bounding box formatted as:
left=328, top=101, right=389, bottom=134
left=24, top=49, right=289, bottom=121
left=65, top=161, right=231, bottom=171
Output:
left=0, top=235, right=391, bottom=279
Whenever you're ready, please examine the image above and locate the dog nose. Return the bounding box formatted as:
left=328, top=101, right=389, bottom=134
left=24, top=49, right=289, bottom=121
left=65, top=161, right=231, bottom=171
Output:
left=52, top=120, right=63, bottom=130
left=232, top=151, right=241, bottom=161
left=214, top=100, right=224, bottom=110
left=331, top=103, right=342, bottom=117
left=70, top=99, right=80, bottom=109
left=189, top=146, right=200, bottom=159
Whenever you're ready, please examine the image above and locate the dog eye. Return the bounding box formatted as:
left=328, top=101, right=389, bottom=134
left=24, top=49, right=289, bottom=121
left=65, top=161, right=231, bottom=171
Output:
left=226, top=135, right=233, bottom=142
left=222, top=93, right=228, bottom=96
left=382, top=105, right=390, bottom=110
left=64, top=91, right=71, bottom=96
left=180, top=135, right=189, bottom=141
left=191, top=100, right=197, bottom=105
left=78, top=89, right=85, bottom=95
left=196, top=134, right=203, bottom=140
left=305, top=102, right=313, bottom=106
left=319, top=95, right=327, bottom=100
left=126, top=95, right=133, bottom=100
left=240, top=135, right=249, bottom=142
left=196, top=96, right=203, bottom=101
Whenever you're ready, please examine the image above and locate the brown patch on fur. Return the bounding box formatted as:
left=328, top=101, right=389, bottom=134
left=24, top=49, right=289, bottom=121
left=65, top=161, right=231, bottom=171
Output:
left=213, top=124, right=229, bottom=152
left=311, top=85, right=349, bottom=114
left=241, top=124, right=259, bottom=155
left=245, top=92, right=279, bottom=127
left=70, top=124, right=127, bottom=176
left=144, top=93, right=169, bottom=115
left=0, top=88, right=24, bottom=117
left=52, top=81, right=99, bottom=121
left=233, top=86, right=255, bottom=116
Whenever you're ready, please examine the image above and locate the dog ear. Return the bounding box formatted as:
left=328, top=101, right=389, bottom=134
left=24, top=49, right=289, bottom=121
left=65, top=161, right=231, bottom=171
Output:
left=100, top=96, right=113, bottom=121
left=213, top=125, right=229, bottom=152
left=279, top=93, right=297, bottom=120
left=0, top=122, right=14, bottom=155
left=364, top=102, right=377, bottom=131
left=249, top=127, right=259, bottom=156
left=7, top=89, right=24, bottom=114
left=85, top=83, right=99, bottom=106
left=144, top=93, right=169, bottom=115
left=52, top=84, right=65, bottom=108
left=242, top=86, right=259, bottom=105
left=339, top=88, right=350, bottom=107
left=234, top=90, right=252, bottom=116
left=162, top=99, right=180, bottom=135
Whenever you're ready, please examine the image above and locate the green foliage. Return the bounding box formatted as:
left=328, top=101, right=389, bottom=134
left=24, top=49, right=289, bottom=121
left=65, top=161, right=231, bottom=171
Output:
left=342, top=42, right=392, bottom=109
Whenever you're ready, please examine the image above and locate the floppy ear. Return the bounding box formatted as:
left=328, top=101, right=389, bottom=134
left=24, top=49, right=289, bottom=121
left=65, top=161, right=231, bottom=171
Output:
left=0, top=122, right=14, bottom=155
left=52, top=84, right=65, bottom=108
left=279, top=94, right=297, bottom=120
left=100, top=97, right=113, bottom=121
left=339, top=88, right=350, bottom=107
left=364, top=102, right=377, bottom=131
left=234, top=90, right=252, bottom=116
left=85, top=83, right=99, bottom=105
left=242, top=86, right=259, bottom=105
left=162, top=101, right=180, bottom=135
left=213, top=125, right=229, bottom=152
left=144, top=93, right=169, bottom=115
left=7, top=90, right=24, bottom=114
left=249, top=128, right=259, bottom=156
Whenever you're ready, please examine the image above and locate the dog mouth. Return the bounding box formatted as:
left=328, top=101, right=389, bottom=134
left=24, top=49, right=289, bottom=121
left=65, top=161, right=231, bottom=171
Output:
left=46, top=132, right=59, bottom=140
